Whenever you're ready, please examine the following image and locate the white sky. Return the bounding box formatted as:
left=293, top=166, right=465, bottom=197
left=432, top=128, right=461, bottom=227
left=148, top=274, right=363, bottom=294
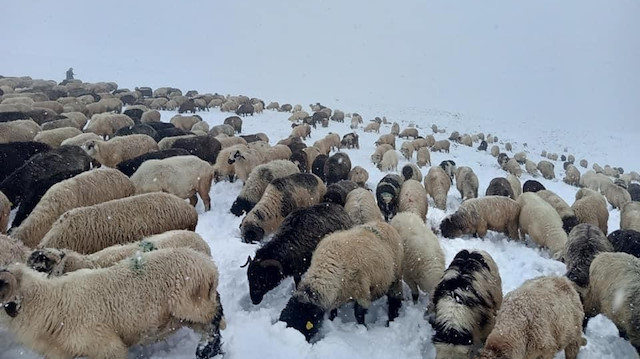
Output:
left=2, top=0, right=639, bottom=131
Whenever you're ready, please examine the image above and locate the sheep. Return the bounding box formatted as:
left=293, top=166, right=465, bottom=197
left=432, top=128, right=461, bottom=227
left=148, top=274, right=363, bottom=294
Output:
left=582, top=252, right=640, bottom=353
left=580, top=171, right=612, bottom=192
left=431, top=250, right=502, bottom=359
left=477, top=140, right=488, bottom=151
left=279, top=221, right=403, bottom=341
left=572, top=188, right=609, bottom=234
left=629, top=183, right=640, bottom=201
left=340, top=132, right=359, bottom=149
left=371, top=144, right=394, bottom=165
left=0, top=248, right=225, bottom=359
left=347, top=166, right=368, bottom=187
left=476, top=276, right=585, bottom=359
left=0, top=234, right=30, bottom=266
left=0, top=192, right=10, bottom=234
left=563, top=223, right=613, bottom=291
left=377, top=174, right=404, bottom=221
left=484, top=177, right=515, bottom=199
left=414, top=135, right=435, bottom=149
left=402, top=163, right=423, bottom=182
left=323, top=180, right=360, bottom=206
left=432, top=139, right=451, bottom=153
left=517, top=192, right=568, bottom=258
left=603, top=182, right=631, bottom=209
left=288, top=110, right=309, bottom=123
left=378, top=150, right=399, bottom=172
left=223, top=116, right=243, bottom=133
left=390, top=212, right=444, bottom=302
left=170, top=114, right=201, bottom=131
left=28, top=230, right=211, bottom=276
left=344, top=188, right=381, bottom=224
left=85, top=113, right=134, bottom=139
left=537, top=160, right=555, bottom=180
left=113, top=123, right=158, bottom=139
left=522, top=179, right=545, bottom=193
left=31, top=127, right=82, bottom=148
left=330, top=109, right=344, bottom=122
left=170, top=135, right=222, bottom=164
left=230, top=160, right=300, bottom=216
left=0, top=119, right=41, bottom=143
left=290, top=123, right=311, bottom=139
left=364, top=121, right=380, bottom=133
left=38, top=192, right=198, bottom=254
left=399, top=128, right=419, bottom=139
left=607, top=229, right=640, bottom=257
left=416, top=147, right=431, bottom=167
left=531, top=190, right=577, bottom=234
left=579, top=159, right=588, bottom=168
left=506, top=174, right=522, bottom=200
left=440, top=196, right=520, bottom=240
left=375, top=133, right=396, bottom=149
left=131, top=155, right=214, bottom=211
left=209, top=124, right=235, bottom=137
left=41, top=117, right=83, bottom=131
left=396, top=179, right=428, bottom=220
left=140, top=109, right=161, bottom=123
left=227, top=145, right=267, bottom=182
left=400, top=141, right=415, bottom=160
left=324, top=152, right=352, bottom=185
left=83, top=134, right=158, bottom=168
left=115, top=148, right=190, bottom=176
left=0, top=141, right=51, bottom=183
left=448, top=131, right=460, bottom=141
left=547, top=152, right=559, bottom=161
left=240, top=173, right=326, bottom=243
left=266, top=101, right=279, bottom=110
left=455, top=166, right=479, bottom=201
left=593, top=163, right=604, bottom=174
left=497, top=153, right=510, bottom=169
left=513, top=151, right=526, bottom=164
left=351, top=113, right=363, bottom=125
left=350, top=117, right=359, bottom=129
left=504, top=142, right=512, bottom=152
left=217, top=135, right=247, bottom=149
left=425, top=166, right=451, bottom=210
left=621, top=201, right=640, bottom=232
left=391, top=122, right=400, bottom=135
left=440, top=160, right=457, bottom=183
left=503, top=158, right=522, bottom=177
left=244, top=203, right=353, bottom=304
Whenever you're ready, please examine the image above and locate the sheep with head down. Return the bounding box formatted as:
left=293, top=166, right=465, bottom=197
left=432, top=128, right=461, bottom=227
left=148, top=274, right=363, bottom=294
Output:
left=537, top=160, right=555, bottom=179
left=440, top=196, right=520, bottom=240
left=621, top=201, right=640, bottom=232
left=347, top=166, right=369, bottom=187
left=562, top=223, right=612, bottom=296
left=377, top=174, right=404, bottom=221
left=517, top=192, right=568, bottom=259
left=564, top=164, right=581, bottom=186
left=398, top=179, right=428, bottom=221
left=572, top=188, right=609, bottom=234
left=402, top=163, right=422, bottom=182
left=344, top=188, right=381, bottom=225
left=522, top=179, right=545, bottom=193
left=432, top=139, right=450, bottom=153
left=455, top=166, right=479, bottom=201
left=83, top=134, right=158, bottom=168
left=400, top=141, right=414, bottom=160
left=324, top=152, right=352, bottom=185
left=416, top=147, right=431, bottom=167
left=371, top=144, right=393, bottom=165
left=425, top=166, right=450, bottom=210
left=607, top=229, right=640, bottom=258
left=535, top=189, right=579, bottom=234
left=378, top=150, right=399, bottom=172
left=603, top=182, right=631, bottom=209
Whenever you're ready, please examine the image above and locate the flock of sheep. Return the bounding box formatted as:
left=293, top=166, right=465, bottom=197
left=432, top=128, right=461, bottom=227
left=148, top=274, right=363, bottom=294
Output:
left=0, top=74, right=639, bottom=359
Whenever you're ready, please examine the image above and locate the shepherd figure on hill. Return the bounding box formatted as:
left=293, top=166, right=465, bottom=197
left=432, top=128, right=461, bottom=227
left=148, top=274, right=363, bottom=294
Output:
left=66, top=67, right=74, bottom=80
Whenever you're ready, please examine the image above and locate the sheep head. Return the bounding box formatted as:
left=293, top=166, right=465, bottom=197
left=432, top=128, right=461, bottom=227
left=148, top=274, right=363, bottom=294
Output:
left=246, top=258, right=284, bottom=305
left=439, top=215, right=464, bottom=239
left=241, top=221, right=265, bottom=243
left=0, top=269, right=17, bottom=304
left=27, top=249, right=65, bottom=277
left=279, top=296, right=324, bottom=342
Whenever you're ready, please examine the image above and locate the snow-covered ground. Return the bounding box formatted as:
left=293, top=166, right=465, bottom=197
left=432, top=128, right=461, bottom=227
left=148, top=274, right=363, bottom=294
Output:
left=1, top=105, right=637, bottom=359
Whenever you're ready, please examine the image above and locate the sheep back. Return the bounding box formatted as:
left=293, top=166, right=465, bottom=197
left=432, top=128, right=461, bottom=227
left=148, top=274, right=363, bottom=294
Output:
left=323, top=152, right=352, bottom=185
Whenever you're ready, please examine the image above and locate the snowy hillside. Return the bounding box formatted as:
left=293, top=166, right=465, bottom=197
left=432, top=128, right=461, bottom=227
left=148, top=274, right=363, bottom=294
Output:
left=1, top=105, right=637, bottom=359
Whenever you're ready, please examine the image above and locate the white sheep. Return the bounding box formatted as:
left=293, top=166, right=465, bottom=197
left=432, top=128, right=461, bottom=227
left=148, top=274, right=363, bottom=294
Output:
left=378, top=150, right=399, bottom=172
left=517, top=192, right=568, bottom=259
left=603, top=182, right=631, bottom=209
left=424, top=166, right=450, bottom=210
left=439, top=196, right=520, bottom=240
left=432, top=139, right=450, bottom=153
left=416, top=147, right=431, bottom=167
left=375, top=133, right=396, bottom=149
left=0, top=119, right=41, bottom=144
left=399, top=128, right=419, bottom=139
left=572, top=188, right=609, bottom=234
left=60, top=132, right=102, bottom=147
left=0, top=248, right=225, bottom=359
left=0, top=234, right=30, bottom=266
left=564, top=164, right=581, bottom=186
left=140, top=109, right=161, bottom=123
left=85, top=113, right=134, bottom=139
left=371, top=144, right=394, bottom=165
left=364, top=121, right=380, bottom=133
left=390, top=212, right=444, bottom=303
left=344, top=188, right=381, bottom=224
left=347, top=166, right=369, bottom=187
left=290, top=123, right=311, bottom=139
left=83, top=134, right=159, bottom=168
left=506, top=174, right=521, bottom=199
left=227, top=145, right=267, bottom=182
left=537, top=160, right=555, bottom=180
left=400, top=141, right=415, bottom=160
left=490, top=145, right=500, bottom=157
left=621, top=201, right=640, bottom=232
left=455, top=166, right=479, bottom=201
left=398, top=179, right=428, bottom=220
left=503, top=158, right=522, bottom=177
left=33, top=127, right=83, bottom=148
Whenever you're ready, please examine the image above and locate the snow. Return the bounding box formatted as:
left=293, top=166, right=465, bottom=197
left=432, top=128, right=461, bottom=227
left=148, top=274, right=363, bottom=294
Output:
left=1, top=107, right=638, bottom=359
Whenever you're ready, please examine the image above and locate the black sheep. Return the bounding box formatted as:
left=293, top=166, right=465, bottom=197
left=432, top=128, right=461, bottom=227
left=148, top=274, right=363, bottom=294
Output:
left=243, top=202, right=353, bottom=304
left=235, top=104, right=254, bottom=117
left=522, top=179, right=546, bottom=193
left=145, top=122, right=176, bottom=131
left=340, top=133, right=359, bottom=149
left=155, top=127, right=192, bottom=141
left=0, top=142, right=52, bottom=183
left=323, top=152, right=352, bottom=185
left=0, top=145, right=91, bottom=207
left=323, top=180, right=359, bottom=206
left=288, top=141, right=307, bottom=153
left=477, top=140, right=488, bottom=151
left=240, top=134, right=265, bottom=143
left=170, top=135, right=221, bottom=164
left=113, top=124, right=157, bottom=139
left=497, top=153, right=510, bottom=168
left=0, top=111, right=30, bottom=123
left=376, top=174, right=404, bottom=221
left=311, top=154, right=328, bottom=181
left=607, top=229, right=640, bottom=258
left=628, top=183, right=640, bottom=202
left=289, top=151, right=308, bottom=173
left=485, top=177, right=515, bottom=199
left=116, top=148, right=190, bottom=176
left=223, top=116, right=243, bottom=133
left=123, top=108, right=144, bottom=123
left=178, top=99, right=196, bottom=114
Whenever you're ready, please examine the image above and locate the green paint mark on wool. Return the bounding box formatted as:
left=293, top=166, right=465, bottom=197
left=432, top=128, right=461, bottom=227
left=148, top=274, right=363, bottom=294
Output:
left=362, top=225, right=383, bottom=240
left=130, top=251, right=145, bottom=274
left=138, top=240, right=157, bottom=252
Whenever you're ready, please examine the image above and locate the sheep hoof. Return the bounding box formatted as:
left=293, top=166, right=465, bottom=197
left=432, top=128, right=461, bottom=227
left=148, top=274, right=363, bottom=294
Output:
left=196, top=333, right=223, bottom=359
left=329, top=309, right=338, bottom=321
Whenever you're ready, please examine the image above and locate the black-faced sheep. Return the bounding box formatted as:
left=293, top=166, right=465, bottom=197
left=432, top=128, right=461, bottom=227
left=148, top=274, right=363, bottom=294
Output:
left=497, top=153, right=510, bottom=168
left=431, top=250, right=502, bottom=359
left=455, top=166, right=479, bottom=201
left=536, top=189, right=579, bottom=233
left=439, top=160, right=456, bottom=183
left=572, top=188, right=609, bottom=234
left=83, top=134, right=158, bottom=168
left=38, top=192, right=199, bottom=254
left=376, top=174, right=404, bottom=221
left=390, top=212, right=444, bottom=303
left=416, top=147, right=431, bottom=167
left=0, top=141, right=51, bottom=183
left=169, top=135, right=222, bottom=164
left=607, top=229, right=640, bottom=257
left=323, top=152, right=352, bottom=185
left=440, top=196, right=520, bottom=240
left=398, top=179, right=428, bottom=220
left=279, top=221, right=403, bottom=341
left=484, top=177, right=515, bottom=199
left=476, top=276, right=585, bottom=359
left=477, top=140, right=488, bottom=151
left=323, top=180, right=360, bottom=206
left=115, top=148, right=190, bottom=177
left=131, top=155, right=214, bottom=211
left=230, top=160, right=300, bottom=216
left=244, top=203, right=353, bottom=305
left=0, top=248, right=225, bottom=359
left=28, top=230, right=211, bottom=276
left=563, top=223, right=612, bottom=292
left=522, top=179, right=545, bottom=193
left=402, top=163, right=423, bottom=182
left=223, top=116, right=243, bottom=133
left=240, top=173, right=327, bottom=243
left=340, top=132, right=359, bottom=149
left=425, top=166, right=451, bottom=210
left=537, top=160, right=555, bottom=180
left=621, top=201, right=640, bottom=232
left=311, top=154, right=328, bottom=181
left=517, top=192, right=568, bottom=259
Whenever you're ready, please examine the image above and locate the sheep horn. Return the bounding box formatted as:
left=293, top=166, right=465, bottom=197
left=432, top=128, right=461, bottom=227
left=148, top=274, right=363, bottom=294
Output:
left=240, top=256, right=252, bottom=268
left=0, top=270, right=17, bottom=303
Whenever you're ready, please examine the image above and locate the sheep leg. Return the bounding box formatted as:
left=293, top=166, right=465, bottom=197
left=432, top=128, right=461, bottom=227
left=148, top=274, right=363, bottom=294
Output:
left=196, top=298, right=225, bottom=359
left=190, top=194, right=199, bottom=207
left=329, top=308, right=338, bottom=321
left=199, top=174, right=213, bottom=212
left=564, top=339, right=583, bottom=359
left=407, top=281, right=420, bottom=304
left=387, top=280, right=403, bottom=324
left=354, top=302, right=368, bottom=325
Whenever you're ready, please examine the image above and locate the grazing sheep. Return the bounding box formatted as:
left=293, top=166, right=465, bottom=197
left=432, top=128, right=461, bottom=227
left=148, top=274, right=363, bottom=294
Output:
left=131, top=155, right=214, bottom=211
left=477, top=140, right=488, bottom=151
left=439, top=160, right=457, bottom=184
left=572, top=188, right=609, bottom=234
left=627, top=183, right=640, bottom=201
left=390, top=212, right=444, bottom=302
left=244, top=203, right=353, bottom=304
left=377, top=174, right=404, bottom=221
left=537, top=160, right=555, bottom=180
left=425, top=166, right=451, bottom=210
left=115, top=148, right=190, bottom=176
left=504, top=142, right=512, bottom=152
left=536, top=190, right=579, bottom=234
left=563, top=223, right=613, bottom=291
left=113, top=123, right=158, bottom=139
left=431, top=250, right=502, bottom=359
left=0, top=192, right=10, bottom=234
left=455, top=166, right=479, bottom=201
left=401, top=163, right=423, bottom=182
left=621, top=201, right=640, bottom=232
left=279, top=221, right=403, bottom=341
left=323, top=180, right=359, bottom=206
left=580, top=171, right=612, bottom=192
left=170, top=114, right=201, bottom=131
left=522, top=160, right=539, bottom=177
left=440, top=196, right=520, bottom=240
left=230, top=160, right=300, bottom=216
left=85, top=113, right=134, bottom=139
left=340, top=132, right=359, bottom=149
left=330, top=109, right=344, bottom=122
left=414, top=136, right=434, bottom=149
left=209, top=124, right=235, bottom=137
left=432, top=139, right=450, bottom=153
left=170, top=135, right=222, bottom=164
left=310, top=154, right=328, bottom=180
left=579, top=159, right=588, bottom=168
left=506, top=174, right=522, bottom=200
left=448, top=131, right=460, bottom=142
left=0, top=119, right=41, bottom=143
left=344, top=188, right=381, bottom=224
left=226, top=145, right=266, bottom=182
left=399, top=128, right=419, bottom=139
left=582, top=252, right=640, bottom=353
left=364, top=121, right=380, bottom=133
left=240, top=173, right=326, bottom=242
left=217, top=136, right=247, bottom=149
left=324, top=152, right=352, bottom=185
left=375, top=133, right=396, bottom=149
left=497, top=153, right=510, bottom=168
left=391, top=122, right=400, bottom=135
left=0, top=248, right=225, bottom=359
left=0, top=234, right=30, bottom=266
left=517, top=192, right=568, bottom=258
left=476, top=276, right=585, bottom=359
left=83, top=134, right=158, bottom=168
left=522, top=179, right=545, bottom=193
left=607, top=229, right=640, bottom=258
left=28, top=230, right=211, bottom=276
left=398, top=179, right=428, bottom=220
left=400, top=141, right=415, bottom=160
left=38, top=193, right=198, bottom=254
left=41, top=117, right=83, bottom=131
left=140, top=109, right=161, bottom=123
left=266, top=102, right=279, bottom=110
left=347, top=166, right=368, bottom=187
left=604, top=182, right=631, bottom=209
left=0, top=141, right=51, bottom=183
left=460, top=134, right=472, bottom=147
left=503, top=158, right=522, bottom=177
left=378, top=150, right=399, bottom=172
left=236, top=103, right=255, bottom=116
left=485, top=177, right=515, bottom=199
left=416, top=147, right=431, bottom=167
left=561, top=164, right=581, bottom=186
left=291, top=123, right=311, bottom=139
left=223, top=116, right=243, bottom=133
left=371, top=144, right=394, bottom=165
left=513, top=151, right=526, bottom=164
